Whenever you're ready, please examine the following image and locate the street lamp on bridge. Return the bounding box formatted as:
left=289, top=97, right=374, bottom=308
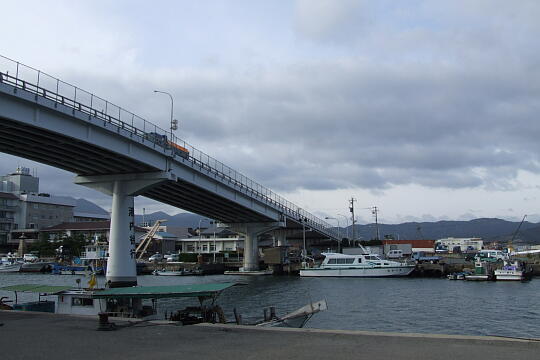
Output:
left=153, top=90, right=178, bottom=138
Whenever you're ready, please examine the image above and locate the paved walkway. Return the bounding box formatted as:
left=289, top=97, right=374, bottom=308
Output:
left=1, top=311, right=539, bottom=360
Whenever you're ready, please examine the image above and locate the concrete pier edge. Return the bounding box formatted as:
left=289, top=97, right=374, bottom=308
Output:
left=197, top=323, right=540, bottom=343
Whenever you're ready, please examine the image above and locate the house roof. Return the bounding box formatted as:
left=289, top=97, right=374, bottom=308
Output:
left=93, top=282, right=237, bottom=299
left=200, top=227, right=238, bottom=236
left=0, top=284, right=73, bottom=294
left=0, top=192, right=18, bottom=199
left=155, top=231, right=177, bottom=239
left=42, top=221, right=146, bottom=233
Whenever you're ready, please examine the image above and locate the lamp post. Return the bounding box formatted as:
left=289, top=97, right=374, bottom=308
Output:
left=337, top=214, right=349, bottom=242
left=197, top=218, right=206, bottom=255
left=324, top=217, right=341, bottom=252
left=153, top=90, right=177, bottom=138
left=300, top=217, right=308, bottom=258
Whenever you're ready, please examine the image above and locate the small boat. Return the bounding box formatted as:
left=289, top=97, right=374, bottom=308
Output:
left=255, top=299, right=328, bottom=328
left=0, top=262, right=22, bottom=273
left=494, top=260, right=532, bottom=281
left=300, top=252, right=415, bottom=277
left=447, top=271, right=471, bottom=280
left=465, top=260, right=494, bottom=281
left=52, top=265, right=101, bottom=275
left=153, top=269, right=186, bottom=276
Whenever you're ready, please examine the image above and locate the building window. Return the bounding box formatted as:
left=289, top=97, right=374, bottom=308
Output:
left=186, top=244, right=194, bottom=252
left=71, top=298, right=94, bottom=306
left=210, top=244, right=216, bottom=252
left=202, top=244, right=208, bottom=252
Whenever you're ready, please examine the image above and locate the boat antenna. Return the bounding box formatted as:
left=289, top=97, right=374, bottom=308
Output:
left=509, top=215, right=527, bottom=253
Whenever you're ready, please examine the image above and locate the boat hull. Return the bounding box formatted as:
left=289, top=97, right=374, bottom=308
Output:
left=300, top=266, right=414, bottom=277
left=0, top=263, right=22, bottom=272
left=494, top=270, right=525, bottom=281
left=154, top=271, right=185, bottom=276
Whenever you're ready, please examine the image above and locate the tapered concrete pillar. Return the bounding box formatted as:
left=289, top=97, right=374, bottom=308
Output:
left=243, top=229, right=259, bottom=271
left=75, top=172, right=173, bottom=287
left=107, top=181, right=136, bottom=287
left=227, top=222, right=285, bottom=272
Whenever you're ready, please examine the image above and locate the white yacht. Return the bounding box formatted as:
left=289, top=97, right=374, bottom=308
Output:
left=300, top=252, right=415, bottom=277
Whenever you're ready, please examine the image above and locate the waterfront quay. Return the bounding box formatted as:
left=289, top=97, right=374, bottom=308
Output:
left=1, top=310, right=538, bottom=360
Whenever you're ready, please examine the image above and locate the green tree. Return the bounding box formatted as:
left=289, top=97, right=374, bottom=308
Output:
left=29, top=233, right=57, bottom=257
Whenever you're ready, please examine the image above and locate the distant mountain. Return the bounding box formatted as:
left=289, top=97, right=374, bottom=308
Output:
left=74, top=198, right=109, bottom=215
left=346, top=218, right=540, bottom=244
left=132, top=212, right=540, bottom=244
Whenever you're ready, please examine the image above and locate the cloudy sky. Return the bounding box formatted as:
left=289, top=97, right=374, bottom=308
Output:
left=2, top=0, right=540, bottom=224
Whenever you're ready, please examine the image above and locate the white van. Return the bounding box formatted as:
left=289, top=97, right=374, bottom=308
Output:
left=475, top=250, right=507, bottom=261
left=387, top=250, right=403, bottom=259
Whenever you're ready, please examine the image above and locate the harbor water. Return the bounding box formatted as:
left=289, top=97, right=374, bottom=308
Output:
left=1, top=273, right=539, bottom=339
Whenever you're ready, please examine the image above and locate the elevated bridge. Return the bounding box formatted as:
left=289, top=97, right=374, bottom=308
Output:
left=0, top=55, right=338, bottom=286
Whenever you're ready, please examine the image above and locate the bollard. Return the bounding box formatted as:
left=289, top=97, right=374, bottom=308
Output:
left=97, top=312, right=116, bottom=331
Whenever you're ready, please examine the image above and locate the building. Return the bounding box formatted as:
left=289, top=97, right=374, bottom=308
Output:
left=382, top=239, right=436, bottom=255
left=0, top=167, right=76, bottom=248
left=0, top=192, right=18, bottom=246
left=177, top=227, right=244, bottom=254
left=41, top=221, right=147, bottom=243
left=436, top=237, right=483, bottom=253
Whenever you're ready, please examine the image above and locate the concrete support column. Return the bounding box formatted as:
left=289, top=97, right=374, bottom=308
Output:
left=75, top=172, right=174, bottom=287
left=107, top=181, right=136, bottom=287
left=227, top=221, right=285, bottom=272
left=243, top=228, right=258, bottom=271
left=271, top=229, right=296, bottom=247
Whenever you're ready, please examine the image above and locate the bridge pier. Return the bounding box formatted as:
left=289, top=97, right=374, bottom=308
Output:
left=227, top=222, right=284, bottom=271
left=272, top=229, right=297, bottom=247
left=75, top=172, right=173, bottom=287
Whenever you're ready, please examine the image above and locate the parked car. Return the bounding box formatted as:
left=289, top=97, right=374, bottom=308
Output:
left=23, top=253, right=39, bottom=262
left=386, top=250, right=403, bottom=259
left=475, top=250, right=507, bottom=262
left=165, top=254, right=180, bottom=262
left=148, top=253, right=163, bottom=262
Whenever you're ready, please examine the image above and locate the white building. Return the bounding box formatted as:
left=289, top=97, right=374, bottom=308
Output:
left=177, top=227, right=244, bottom=254
left=436, top=237, right=483, bottom=253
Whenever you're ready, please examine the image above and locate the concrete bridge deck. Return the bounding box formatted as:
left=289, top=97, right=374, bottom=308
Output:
left=0, top=310, right=538, bottom=360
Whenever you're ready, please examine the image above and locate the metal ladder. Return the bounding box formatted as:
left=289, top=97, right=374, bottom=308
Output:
left=135, top=219, right=167, bottom=260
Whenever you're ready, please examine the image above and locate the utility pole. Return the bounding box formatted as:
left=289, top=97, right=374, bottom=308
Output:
left=349, top=198, right=356, bottom=244
left=372, top=206, right=380, bottom=241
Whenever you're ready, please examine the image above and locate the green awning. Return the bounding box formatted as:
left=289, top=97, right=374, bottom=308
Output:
left=92, top=282, right=237, bottom=299
left=0, top=284, right=73, bottom=295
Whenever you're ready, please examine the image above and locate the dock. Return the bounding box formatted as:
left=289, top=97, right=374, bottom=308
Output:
left=1, top=310, right=538, bottom=360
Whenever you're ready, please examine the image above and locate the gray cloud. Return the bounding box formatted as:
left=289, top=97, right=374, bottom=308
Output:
left=2, top=0, right=540, bottom=222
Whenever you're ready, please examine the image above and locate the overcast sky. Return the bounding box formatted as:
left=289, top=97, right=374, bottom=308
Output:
left=2, top=0, right=540, bottom=224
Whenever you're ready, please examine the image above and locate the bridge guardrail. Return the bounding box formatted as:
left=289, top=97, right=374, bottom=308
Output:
left=0, top=55, right=339, bottom=239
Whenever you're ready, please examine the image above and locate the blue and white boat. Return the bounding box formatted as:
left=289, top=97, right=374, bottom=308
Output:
left=300, top=252, right=415, bottom=277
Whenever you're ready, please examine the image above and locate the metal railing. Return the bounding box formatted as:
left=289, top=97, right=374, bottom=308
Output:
left=0, top=54, right=339, bottom=239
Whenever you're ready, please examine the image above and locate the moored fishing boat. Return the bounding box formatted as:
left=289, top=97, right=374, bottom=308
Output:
left=494, top=260, right=532, bottom=281
left=300, top=252, right=415, bottom=277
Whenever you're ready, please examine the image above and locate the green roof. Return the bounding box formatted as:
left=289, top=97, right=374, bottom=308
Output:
left=0, top=284, right=73, bottom=294
left=92, top=282, right=236, bottom=299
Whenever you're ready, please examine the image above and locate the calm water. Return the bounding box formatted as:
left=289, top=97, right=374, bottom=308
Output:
left=1, top=273, right=539, bottom=339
